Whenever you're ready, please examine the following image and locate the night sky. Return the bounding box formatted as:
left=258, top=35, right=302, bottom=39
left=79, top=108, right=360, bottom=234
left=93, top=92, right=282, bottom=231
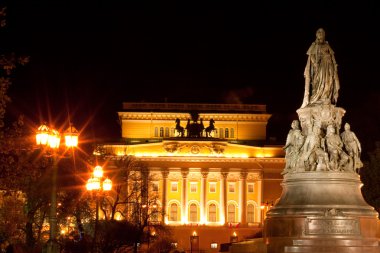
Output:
left=2, top=1, right=380, bottom=153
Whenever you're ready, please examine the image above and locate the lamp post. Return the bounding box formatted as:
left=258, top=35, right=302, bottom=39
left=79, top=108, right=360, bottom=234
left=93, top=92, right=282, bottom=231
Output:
left=86, top=165, right=112, bottom=252
left=230, top=231, right=238, bottom=243
left=36, top=123, right=79, bottom=253
left=190, top=231, right=199, bottom=253
left=260, top=201, right=274, bottom=227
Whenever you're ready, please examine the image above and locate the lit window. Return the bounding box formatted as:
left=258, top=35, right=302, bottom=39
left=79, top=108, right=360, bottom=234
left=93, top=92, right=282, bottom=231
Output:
left=228, top=182, right=235, bottom=193
left=219, top=128, right=224, bottom=138
left=189, top=203, right=197, bottom=222
left=170, top=203, right=178, bottom=221
left=209, top=182, right=216, bottom=193
left=154, top=127, right=158, bottom=137
left=190, top=182, right=197, bottom=193
left=230, top=128, right=234, bottom=138
left=159, top=127, right=164, bottom=137
left=228, top=204, right=236, bottom=223
left=171, top=182, right=178, bottom=192
left=247, top=204, right=255, bottom=223
left=170, top=128, right=175, bottom=137
left=171, top=242, right=178, bottom=248
left=225, top=128, right=229, bottom=138
left=208, top=204, right=217, bottom=222
left=248, top=183, right=254, bottom=193
left=211, top=243, right=218, bottom=249
left=165, top=127, right=169, bottom=137
left=152, top=182, right=159, bottom=192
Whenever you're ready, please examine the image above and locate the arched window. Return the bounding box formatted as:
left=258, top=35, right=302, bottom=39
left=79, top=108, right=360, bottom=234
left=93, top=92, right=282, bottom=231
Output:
left=169, top=203, right=178, bottom=221
left=170, top=128, right=175, bottom=137
left=154, top=127, right=158, bottom=137
left=230, top=128, right=234, bottom=138
left=189, top=203, right=198, bottom=222
left=247, top=204, right=255, bottom=223
left=219, top=128, right=224, bottom=138
left=208, top=204, right=217, bottom=222
left=227, top=204, right=236, bottom=223
left=165, top=127, right=169, bottom=137
left=225, top=128, right=229, bottom=138
left=159, top=127, right=164, bottom=137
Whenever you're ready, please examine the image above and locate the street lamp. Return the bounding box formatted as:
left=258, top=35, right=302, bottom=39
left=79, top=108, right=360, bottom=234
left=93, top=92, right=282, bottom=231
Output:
left=260, top=201, right=274, bottom=227
left=190, top=231, right=199, bottom=253
left=86, top=165, right=112, bottom=252
left=36, top=123, right=79, bottom=253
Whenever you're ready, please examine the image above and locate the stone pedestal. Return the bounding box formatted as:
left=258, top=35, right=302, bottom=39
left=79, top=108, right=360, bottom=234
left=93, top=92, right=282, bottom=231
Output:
left=264, top=172, right=380, bottom=253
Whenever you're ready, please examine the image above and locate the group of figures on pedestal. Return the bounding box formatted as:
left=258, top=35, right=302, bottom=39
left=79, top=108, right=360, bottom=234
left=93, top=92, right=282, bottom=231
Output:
left=175, top=112, right=216, bottom=138
left=282, top=28, right=363, bottom=175
left=282, top=120, right=363, bottom=175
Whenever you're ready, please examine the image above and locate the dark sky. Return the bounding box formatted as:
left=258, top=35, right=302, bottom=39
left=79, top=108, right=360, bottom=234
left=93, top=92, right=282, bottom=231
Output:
left=2, top=1, right=380, bottom=152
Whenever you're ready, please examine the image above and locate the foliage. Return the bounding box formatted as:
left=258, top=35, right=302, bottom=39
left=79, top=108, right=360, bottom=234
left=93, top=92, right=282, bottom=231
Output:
left=0, top=6, right=50, bottom=248
left=80, top=155, right=172, bottom=253
left=360, top=141, right=380, bottom=214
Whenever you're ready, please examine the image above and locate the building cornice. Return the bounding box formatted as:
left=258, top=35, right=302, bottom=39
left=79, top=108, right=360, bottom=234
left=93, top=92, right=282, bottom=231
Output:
left=118, top=112, right=271, bottom=122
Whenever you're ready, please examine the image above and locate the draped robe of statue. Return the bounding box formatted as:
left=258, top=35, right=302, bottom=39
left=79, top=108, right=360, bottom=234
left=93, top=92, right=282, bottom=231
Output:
left=302, top=29, right=340, bottom=108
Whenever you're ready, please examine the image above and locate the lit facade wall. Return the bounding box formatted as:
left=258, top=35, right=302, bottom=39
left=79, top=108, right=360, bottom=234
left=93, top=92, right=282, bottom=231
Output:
left=96, top=102, right=285, bottom=252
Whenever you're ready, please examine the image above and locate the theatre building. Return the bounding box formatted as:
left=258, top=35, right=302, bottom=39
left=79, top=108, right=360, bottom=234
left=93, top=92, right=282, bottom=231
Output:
left=94, top=102, right=285, bottom=252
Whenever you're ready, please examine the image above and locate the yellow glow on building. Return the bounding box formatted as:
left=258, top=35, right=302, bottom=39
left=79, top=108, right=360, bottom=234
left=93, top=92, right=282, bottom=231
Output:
left=94, top=103, right=285, bottom=252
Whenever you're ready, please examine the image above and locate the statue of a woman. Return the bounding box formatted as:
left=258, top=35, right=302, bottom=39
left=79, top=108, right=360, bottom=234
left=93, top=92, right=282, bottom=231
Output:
left=301, top=28, right=340, bottom=108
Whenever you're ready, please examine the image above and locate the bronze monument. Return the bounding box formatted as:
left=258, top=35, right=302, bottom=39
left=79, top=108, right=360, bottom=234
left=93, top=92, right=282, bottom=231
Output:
left=264, top=28, right=380, bottom=253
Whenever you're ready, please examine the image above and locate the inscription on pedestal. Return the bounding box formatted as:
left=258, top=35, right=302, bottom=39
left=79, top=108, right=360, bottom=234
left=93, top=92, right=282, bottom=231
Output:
left=305, top=218, right=360, bottom=235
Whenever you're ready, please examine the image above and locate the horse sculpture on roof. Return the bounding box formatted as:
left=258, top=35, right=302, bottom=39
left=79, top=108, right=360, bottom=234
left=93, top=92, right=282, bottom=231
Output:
left=175, top=118, right=185, bottom=137
left=205, top=118, right=216, bottom=137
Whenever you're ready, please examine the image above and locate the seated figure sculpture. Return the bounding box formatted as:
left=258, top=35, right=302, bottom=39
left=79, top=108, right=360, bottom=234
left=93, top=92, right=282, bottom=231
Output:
left=325, top=124, right=349, bottom=171
left=301, top=122, right=329, bottom=171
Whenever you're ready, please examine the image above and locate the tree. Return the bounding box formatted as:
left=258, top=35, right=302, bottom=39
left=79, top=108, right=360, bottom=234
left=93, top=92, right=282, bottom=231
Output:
left=361, top=141, right=380, bottom=214
left=83, top=153, right=172, bottom=253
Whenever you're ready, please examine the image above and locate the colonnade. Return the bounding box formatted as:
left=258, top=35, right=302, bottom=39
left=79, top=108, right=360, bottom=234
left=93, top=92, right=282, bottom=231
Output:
left=161, top=169, right=261, bottom=225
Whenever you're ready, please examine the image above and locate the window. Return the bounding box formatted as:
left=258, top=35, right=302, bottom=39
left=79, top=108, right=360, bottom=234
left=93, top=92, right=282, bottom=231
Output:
left=152, top=182, right=159, bottom=192
left=171, top=128, right=175, bottom=137
left=219, top=128, right=224, bottom=138
left=227, top=204, right=236, bottom=223
left=248, top=183, right=254, bottom=193
left=210, top=243, right=218, bottom=249
left=228, top=182, right=235, bottom=193
left=208, top=204, right=217, bottom=222
left=159, top=127, right=164, bottom=137
left=165, top=127, right=169, bottom=137
left=225, top=128, right=229, bottom=138
left=154, top=127, right=158, bottom=137
left=189, top=203, right=197, bottom=222
left=230, top=128, right=234, bottom=138
left=209, top=182, right=216, bottom=193
left=247, top=204, right=255, bottom=223
left=190, top=182, right=197, bottom=193
left=171, top=182, right=178, bottom=192
left=169, top=203, right=178, bottom=221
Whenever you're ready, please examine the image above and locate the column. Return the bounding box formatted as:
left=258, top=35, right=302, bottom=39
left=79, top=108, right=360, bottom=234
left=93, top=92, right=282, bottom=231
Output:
left=257, top=172, right=263, bottom=224
left=220, top=171, right=228, bottom=225
left=181, top=168, right=189, bottom=223
left=239, top=170, right=248, bottom=226
left=201, top=168, right=209, bottom=224
left=161, top=169, right=169, bottom=223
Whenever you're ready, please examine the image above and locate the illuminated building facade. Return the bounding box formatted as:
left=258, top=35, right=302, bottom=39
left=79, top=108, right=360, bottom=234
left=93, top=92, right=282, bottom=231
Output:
left=95, top=102, right=285, bottom=252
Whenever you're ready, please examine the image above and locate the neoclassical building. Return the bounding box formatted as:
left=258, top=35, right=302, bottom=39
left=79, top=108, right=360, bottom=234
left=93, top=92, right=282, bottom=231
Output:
left=94, top=102, right=285, bottom=252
